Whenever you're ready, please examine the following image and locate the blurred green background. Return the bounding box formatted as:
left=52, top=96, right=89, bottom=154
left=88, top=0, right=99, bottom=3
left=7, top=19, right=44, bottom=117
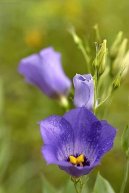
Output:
left=0, top=0, right=129, bottom=193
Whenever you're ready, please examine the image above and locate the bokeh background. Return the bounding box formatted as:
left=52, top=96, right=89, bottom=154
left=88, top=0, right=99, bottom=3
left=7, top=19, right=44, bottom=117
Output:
left=0, top=0, right=129, bottom=193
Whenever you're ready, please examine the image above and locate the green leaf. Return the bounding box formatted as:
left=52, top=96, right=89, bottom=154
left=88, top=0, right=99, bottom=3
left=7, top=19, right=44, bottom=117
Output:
left=93, top=173, right=115, bottom=193
left=0, top=79, right=3, bottom=116
left=0, top=186, right=5, bottom=193
left=42, top=176, right=59, bottom=193
left=62, top=180, right=74, bottom=193
left=121, top=125, right=129, bottom=156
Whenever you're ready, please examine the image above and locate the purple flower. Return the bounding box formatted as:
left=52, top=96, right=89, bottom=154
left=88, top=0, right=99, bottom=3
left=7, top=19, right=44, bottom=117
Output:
left=73, top=74, right=94, bottom=110
left=40, top=107, right=116, bottom=177
left=18, top=47, right=71, bottom=98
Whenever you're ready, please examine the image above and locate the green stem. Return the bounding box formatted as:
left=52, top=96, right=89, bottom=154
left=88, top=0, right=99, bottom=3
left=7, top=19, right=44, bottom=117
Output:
left=78, top=43, right=90, bottom=72
left=120, top=158, right=129, bottom=193
left=69, top=27, right=90, bottom=72
left=93, top=24, right=101, bottom=43
left=71, top=177, right=84, bottom=193
left=93, top=70, right=98, bottom=114
left=74, top=181, right=80, bottom=193
left=96, top=94, right=110, bottom=110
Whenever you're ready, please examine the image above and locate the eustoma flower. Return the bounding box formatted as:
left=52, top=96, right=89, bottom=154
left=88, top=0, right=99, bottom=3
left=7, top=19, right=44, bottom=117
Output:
left=18, top=47, right=71, bottom=98
left=73, top=74, right=94, bottom=110
left=40, top=107, right=116, bottom=177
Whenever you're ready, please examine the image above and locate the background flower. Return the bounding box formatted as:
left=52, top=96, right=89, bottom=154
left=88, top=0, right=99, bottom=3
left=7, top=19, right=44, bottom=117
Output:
left=18, top=47, right=71, bottom=98
left=73, top=74, right=94, bottom=110
left=40, top=107, right=116, bottom=177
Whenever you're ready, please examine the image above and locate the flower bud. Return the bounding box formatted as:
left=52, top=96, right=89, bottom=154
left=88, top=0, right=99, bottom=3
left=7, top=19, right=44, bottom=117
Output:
left=110, top=31, right=123, bottom=58
left=73, top=74, right=94, bottom=110
left=121, top=50, right=129, bottom=78
left=113, top=75, right=121, bottom=89
left=93, top=40, right=107, bottom=75
left=111, top=38, right=128, bottom=76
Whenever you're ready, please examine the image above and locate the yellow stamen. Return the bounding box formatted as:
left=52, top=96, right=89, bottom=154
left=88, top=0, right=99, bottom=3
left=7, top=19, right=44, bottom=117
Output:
left=69, top=155, right=77, bottom=165
left=77, top=154, right=84, bottom=163
left=69, top=154, right=84, bottom=166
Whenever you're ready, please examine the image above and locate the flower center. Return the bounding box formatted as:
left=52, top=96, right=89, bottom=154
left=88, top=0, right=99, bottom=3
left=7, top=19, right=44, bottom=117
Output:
left=68, top=154, right=90, bottom=167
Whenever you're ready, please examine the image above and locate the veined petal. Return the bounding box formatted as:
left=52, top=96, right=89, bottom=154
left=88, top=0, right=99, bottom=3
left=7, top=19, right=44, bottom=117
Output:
left=64, top=107, right=116, bottom=164
left=95, top=120, right=116, bottom=161
left=64, top=107, right=102, bottom=160
left=40, top=107, right=116, bottom=177
left=63, top=107, right=98, bottom=134
left=40, top=115, right=74, bottom=161
left=42, top=145, right=58, bottom=164
left=42, top=144, right=73, bottom=167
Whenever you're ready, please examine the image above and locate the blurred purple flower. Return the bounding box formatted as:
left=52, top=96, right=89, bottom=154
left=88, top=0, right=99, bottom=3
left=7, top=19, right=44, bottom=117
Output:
left=40, top=107, right=116, bottom=177
left=73, top=74, right=94, bottom=110
left=18, top=47, right=71, bottom=98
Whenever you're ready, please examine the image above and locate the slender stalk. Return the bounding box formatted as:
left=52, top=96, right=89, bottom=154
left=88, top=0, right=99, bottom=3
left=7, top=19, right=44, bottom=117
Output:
left=78, top=43, right=90, bottom=73
left=74, top=181, right=80, bottom=193
left=120, top=158, right=129, bottom=193
left=93, top=24, right=101, bottom=43
left=96, top=94, right=110, bottom=110
left=93, top=70, right=98, bottom=114
left=69, top=27, right=90, bottom=72
left=71, top=177, right=84, bottom=193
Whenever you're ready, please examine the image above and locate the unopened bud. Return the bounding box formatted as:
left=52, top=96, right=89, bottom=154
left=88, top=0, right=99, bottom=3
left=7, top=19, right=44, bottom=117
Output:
left=111, top=38, right=128, bottom=76
left=121, top=50, right=129, bottom=78
left=113, top=75, right=121, bottom=89
left=110, top=31, right=123, bottom=58
left=93, top=40, right=107, bottom=75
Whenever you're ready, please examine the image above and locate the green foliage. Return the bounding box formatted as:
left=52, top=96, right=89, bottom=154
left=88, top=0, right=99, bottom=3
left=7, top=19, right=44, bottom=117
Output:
left=0, top=79, right=3, bottom=116
left=42, top=176, right=58, bottom=193
left=121, top=125, right=129, bottom=157
left=62, top=180, right=74, bottom=193
left=93, top=173, right=115, bottom=193
left=69, top=27, right=91, bottom=72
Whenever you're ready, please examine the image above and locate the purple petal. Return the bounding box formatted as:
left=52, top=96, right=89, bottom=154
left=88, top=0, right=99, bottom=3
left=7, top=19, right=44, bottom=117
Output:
left=19, top=54, right=54, bottom=96
left=95, top=120, right=116, bottom=161
left=42, top=145, right=58, bottom=164
left=40, top=115, right=74, bottom=162
left=59, top=159, right=99, bottom=177
left=42, top=145, right=72, bottom=166
left=64, top=108, right=101, bottom=160
left=40, top=107, right=116, bottom=177
left=73, top=74, right=94, bottom=110
left=59, top=165, right=92, bottom=177
left=18, top=47, right=71, bottom=98
left=63, top=107, right=116, bottom=164
left=63, top=107, right=98, bottom=135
